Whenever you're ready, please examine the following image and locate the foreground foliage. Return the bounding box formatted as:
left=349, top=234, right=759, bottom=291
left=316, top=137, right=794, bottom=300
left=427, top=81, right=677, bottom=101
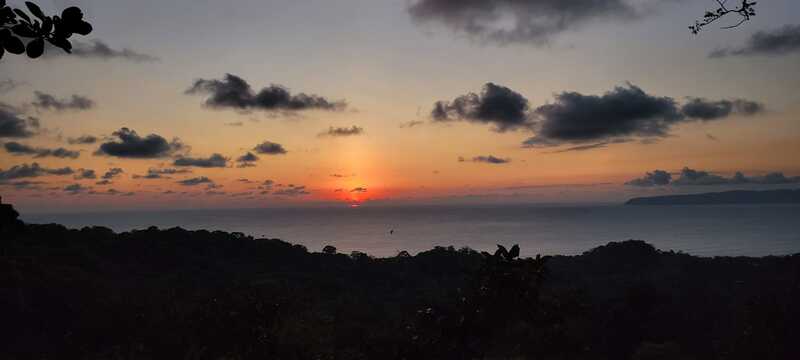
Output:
left=1, top=218, right=798, bottom=359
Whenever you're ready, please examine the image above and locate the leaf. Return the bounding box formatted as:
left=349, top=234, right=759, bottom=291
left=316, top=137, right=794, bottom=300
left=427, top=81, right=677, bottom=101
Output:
left=47, top=36, right=70, bottom=53
left=3, top=34, right=24, bottom=54
left=61, top=6, right=83, bottom=23
left=25, top=37, right=43, bottom=58
left=40, top=17, right=52, bottom=34
left=495, top=245, right=508, bottom=258
left=12, top=24, right=36, bottom=37
left=0, top=7, right=14, bottom=20
left=13, top=8, right=30, bottom=23
left=509, top=245, right=520, bottom=259
left=72, top=20, right=91, bottom=35
left=25, top=1, right=45, bottom=21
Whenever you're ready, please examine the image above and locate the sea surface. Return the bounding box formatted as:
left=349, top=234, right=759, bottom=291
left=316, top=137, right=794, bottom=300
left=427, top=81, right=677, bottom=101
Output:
left=21, top=204, right=800, bottom=258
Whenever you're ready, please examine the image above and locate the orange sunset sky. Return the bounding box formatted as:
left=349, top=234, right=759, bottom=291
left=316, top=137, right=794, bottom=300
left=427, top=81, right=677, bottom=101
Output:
left=1, top=0, right=799, bottom=212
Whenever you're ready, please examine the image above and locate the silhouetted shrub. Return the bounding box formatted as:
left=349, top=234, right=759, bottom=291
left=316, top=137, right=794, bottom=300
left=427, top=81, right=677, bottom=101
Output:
left=0, top=1, right=93, bottom=59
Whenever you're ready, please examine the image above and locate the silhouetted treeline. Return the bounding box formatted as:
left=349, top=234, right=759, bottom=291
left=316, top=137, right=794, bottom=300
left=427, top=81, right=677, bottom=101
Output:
left=626, top=189, right=800, bottom=205
left=1, top=212, right=798, bottom=359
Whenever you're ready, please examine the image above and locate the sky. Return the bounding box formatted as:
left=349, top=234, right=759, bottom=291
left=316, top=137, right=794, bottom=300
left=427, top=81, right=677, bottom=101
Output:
left=1, top=0, right=799, bottom=212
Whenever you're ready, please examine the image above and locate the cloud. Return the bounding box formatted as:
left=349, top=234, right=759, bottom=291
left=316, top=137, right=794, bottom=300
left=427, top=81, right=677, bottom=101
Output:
left=407, top=0, right=668, bottom=45
left=95, top=128, right=185, bottom=158
left=132, top=167, right=191, bottom=179
left=0, top=163, right=74, bottom=182
left=74, top=169, right=97, bottom=180
left=259, top=179, right=276, bottom=193
left=625, top=170, right=672, bottom=187
left=253, top=141, right=287, bottom=155
left=462, top=155, right=511, bottom=164
left=177, top=176, right=214, bottom=186
left=399, top=120, right=425, bottom=128
left=710, top=24, right=800, bottom=58
left=67, top=135, right=99, bottom=144
left=236, top=152, right=259, bottom=168
left=45, top=39, right=159, bottom=62
left=89, top=189, right=135, bottom=196
left=95, top=179, right=112, bottom=185
left=432, top=83, right=533, bottom=132
left=32, top=91, right=95, bottom=112
left=350, top=187, right=368, bottom=193
left=0, top=180, right=44, bottom=190
left=273, top=184, right=310, bottom=197
left=174, top=153, right=229, bottom=168
left=625, top=167, right=800, bottom=187
left=319, top=125, right=364, bottom=137
left=3, top=142, right=80, bottom=158
left=547, top=139, right=632, bottom=153
left=672, top=167, right=737, bottom=186
left=680, top=98, right=764, bottom=120
left=186, top=73, right=346, bottom=113
left=0, top=103, right=40, bottom=138
left=225, top=121, right=244, bottom=127
left=64, top=183, right=91, bottom=194
left=525, top=84, right=681, bottom=147
left=0, top=79, right=20, bottom=94
left=101, top=168, right=124, bottom=180
left=522, top=84, right=765, bottom=149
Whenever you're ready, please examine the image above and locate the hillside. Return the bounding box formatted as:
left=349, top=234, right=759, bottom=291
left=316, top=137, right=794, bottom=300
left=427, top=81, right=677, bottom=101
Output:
left=626, top=189, right=800, bottom=205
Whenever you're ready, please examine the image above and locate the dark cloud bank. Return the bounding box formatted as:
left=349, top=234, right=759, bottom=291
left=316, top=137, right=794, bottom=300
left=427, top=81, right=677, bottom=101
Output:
left=710, top=24, right=800, bottom=58
left=626, top=167, right=800, bottom=187
left=186, top=74, right=346, bottom=113
left=407, top=0, right=676, bottom=45
left=523, top=84, right=764, bottom=149
left=95, top=128, right=184, bottom=159
left=433, top=83, right=532, bottom=132
left=431, top=83, right=765, bottom=150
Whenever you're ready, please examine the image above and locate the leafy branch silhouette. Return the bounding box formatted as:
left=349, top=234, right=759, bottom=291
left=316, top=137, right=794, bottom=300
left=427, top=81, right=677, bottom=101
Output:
left=690, top=0, right=757, bottom=34
left=0, top=1, right=92, bottom=59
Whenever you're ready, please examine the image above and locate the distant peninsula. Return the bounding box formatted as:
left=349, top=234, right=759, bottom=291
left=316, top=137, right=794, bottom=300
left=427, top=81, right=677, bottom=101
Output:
left=625, top=189, right=800, bottom=205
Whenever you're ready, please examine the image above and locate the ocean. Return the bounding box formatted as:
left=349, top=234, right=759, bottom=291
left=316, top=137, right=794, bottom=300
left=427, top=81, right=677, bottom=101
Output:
left=21, top=204, right=800, bottom=258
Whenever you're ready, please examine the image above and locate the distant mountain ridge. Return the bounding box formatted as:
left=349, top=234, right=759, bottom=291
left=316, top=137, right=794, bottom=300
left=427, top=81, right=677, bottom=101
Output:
left=626, top=189, right=800, bottom=205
